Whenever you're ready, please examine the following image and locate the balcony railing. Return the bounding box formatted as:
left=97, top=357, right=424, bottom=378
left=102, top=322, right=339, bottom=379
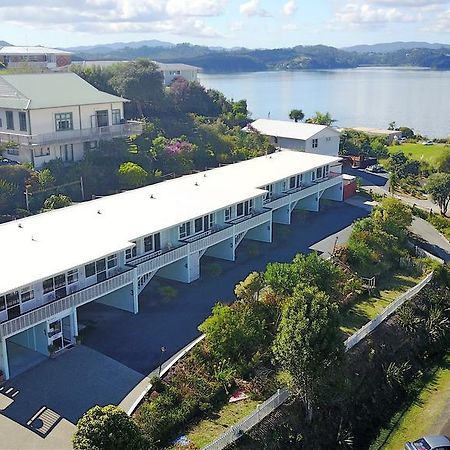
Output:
left=129, top=245, right=189, bottom=277
left=0, top=121, right=143, bottom=147
left=0, top=269, right=135, bottom=338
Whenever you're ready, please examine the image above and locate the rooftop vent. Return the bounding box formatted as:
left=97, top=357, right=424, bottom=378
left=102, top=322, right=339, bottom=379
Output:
left=150, top=194, right=155, bottom=199
left=195, top=182, right=199, bottom=186
left=97, top=210, right=102, bottom=215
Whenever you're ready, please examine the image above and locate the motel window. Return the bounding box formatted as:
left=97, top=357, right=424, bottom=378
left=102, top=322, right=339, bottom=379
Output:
left=194, top=217, right=203, bottom=233
left=263, top=184, right=273, bottom=202
left=34, top=147, right=51, bottom=158
left=55, top=112, right=73, bottom=131
left=0, top=117, right=2, bottom=128
left=5, top=291, right=19, bottom=308
left=112, top=109, right=121, bottom=125
left=237, top=200, right=253, bottom=218
left=312, top=138, right=318, bottom=148
left=237, top=202, right=244, bottom=217
left=6, top=111, right=14, bottom=130
left=18, top=112, right=27, bottom=131
left=316, top=167, right=323, bottom=179
left=179, top=222, right=191, bottom=239
left=54, top=274, right=66, bottom=290
left=225, top=207, right=232, bottom=222
left=289, top=176, right=296, bottom=189
left=67, top=269, right=78, bottom=285
left=43, top=278, right=54, bottom=294
left=85, top=262, right=96, bottom=278
left=20, top=286, right=34, bottom=302
left=144, top=233, right=161, bottom=253
left=107, top=254, right=118, bottom=269
left=324, top=165, right=329, bottom=177
left=125, top=246, right=137, bottom=260
left=0, top=296, right=5, bottom=311
left=311, top=170, right=316, bottom=182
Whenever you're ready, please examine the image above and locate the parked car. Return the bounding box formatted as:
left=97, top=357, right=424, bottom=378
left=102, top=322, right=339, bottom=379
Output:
left=366, top=164, right=386, bottom=173
left=424, top=140, right=434, bottom=146
left=405, top=435, right=450, bottom=450
left=0, top=157, right=19, bottom=166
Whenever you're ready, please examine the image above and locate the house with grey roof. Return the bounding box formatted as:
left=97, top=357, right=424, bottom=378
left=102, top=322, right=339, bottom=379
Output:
left=0, top=72, right=142, bottom=168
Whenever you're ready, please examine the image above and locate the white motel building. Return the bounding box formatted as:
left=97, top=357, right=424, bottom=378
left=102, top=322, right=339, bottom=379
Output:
left=0, top=150, right=343, bottom=380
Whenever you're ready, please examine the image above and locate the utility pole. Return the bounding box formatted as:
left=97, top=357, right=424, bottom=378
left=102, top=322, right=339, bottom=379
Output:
left=24, top=186, right=31, bottom=212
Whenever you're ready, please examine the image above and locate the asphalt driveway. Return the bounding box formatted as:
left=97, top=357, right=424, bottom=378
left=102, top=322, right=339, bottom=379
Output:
left=78, top=201, right=367, bottom=375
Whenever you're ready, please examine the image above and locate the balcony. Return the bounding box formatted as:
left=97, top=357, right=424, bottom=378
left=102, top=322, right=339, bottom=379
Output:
left=180, top=225, right=234, bottom=253
left=0, top=269, right=135, bottom=338
left=0, top=121, right=143, bottom=147
left=128, top=245, right=189, bottom=277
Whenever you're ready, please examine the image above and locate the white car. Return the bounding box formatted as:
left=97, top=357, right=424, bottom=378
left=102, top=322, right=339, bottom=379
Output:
left=405, top=435, right=450, bottom=450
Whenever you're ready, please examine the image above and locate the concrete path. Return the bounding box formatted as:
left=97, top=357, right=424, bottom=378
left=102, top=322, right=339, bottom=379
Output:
left=410, top=217, right=450, bottom=262
left=0, top=346, right=144, bottom=449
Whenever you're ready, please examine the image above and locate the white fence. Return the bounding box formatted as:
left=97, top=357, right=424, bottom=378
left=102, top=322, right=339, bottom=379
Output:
left=201, top=271, right=434, bottom=450
left=344, top=271, right=433, bottom=350
left=202, top=389, right=290, bottom=450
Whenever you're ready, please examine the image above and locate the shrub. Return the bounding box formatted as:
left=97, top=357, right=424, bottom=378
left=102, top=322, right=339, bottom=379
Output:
left=73, top=405, right=146, bottom=450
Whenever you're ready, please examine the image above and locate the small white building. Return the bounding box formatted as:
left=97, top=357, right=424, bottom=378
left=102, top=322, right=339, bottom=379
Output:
left=154, top=62, right=200, bottom=86
left=248, top=119, right=341, bottom=156
left=0, top=73, right=142, bottom=168
left=0, top=150, right=343, bottom=380
left=0, top=46, right=72, bottom=71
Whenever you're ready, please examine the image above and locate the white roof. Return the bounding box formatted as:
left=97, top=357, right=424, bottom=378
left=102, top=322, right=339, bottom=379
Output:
left=154, top=61, right=200, bottom=71
left=0, top=46, right=71, bottom=55
left=249, top=119, right=340, bottom=141
left=0, top=151, right=339, bottom=293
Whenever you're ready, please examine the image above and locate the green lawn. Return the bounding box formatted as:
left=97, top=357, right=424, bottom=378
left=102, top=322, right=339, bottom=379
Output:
left=340, top=270, right=425, bottom=336
left=387, top=143, right=447, bottom=168
left=172, top=398, right=260, bottom=449
left=371, top=354, right=450, bottom=450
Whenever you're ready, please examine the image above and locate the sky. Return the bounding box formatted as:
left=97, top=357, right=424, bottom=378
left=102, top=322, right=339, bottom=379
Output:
left=1, top=0, right=450, bottom=49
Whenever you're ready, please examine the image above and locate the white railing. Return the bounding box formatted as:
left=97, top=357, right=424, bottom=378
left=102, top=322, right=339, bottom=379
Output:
left=202, top=389, right=290, bottom=450
left=0, top=270, right=135, bottom=339
left=202, top=271, right=434, bottom=450
left=135, top=245, right=189, bottom=277
left=234, top=210, right=272, bottom=235
left=264, top=175, right=343, bottom=211
left=344, top=271, right=433, bottom=350
left=0, top=121, right=143, bottom=147
left=188, top=227, right=235, bottom=253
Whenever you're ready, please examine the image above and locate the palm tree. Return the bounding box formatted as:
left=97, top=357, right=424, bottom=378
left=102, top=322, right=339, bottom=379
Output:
left=289, top=109, right=305, bottom=123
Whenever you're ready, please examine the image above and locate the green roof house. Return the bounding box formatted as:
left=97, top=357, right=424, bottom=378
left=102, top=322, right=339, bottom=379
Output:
left=0, top=72, right=142, bottom=168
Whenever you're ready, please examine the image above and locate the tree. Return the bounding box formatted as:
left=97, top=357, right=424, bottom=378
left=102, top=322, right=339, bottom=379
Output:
left=272, top=285, right=343, bottom=421
left=118, top=162, right=148, bottom=189
left=436, top=148, right=450, bottom=173
left=234, top=272, right=265, bottom=302
left=426, top=173, right=450, bottom=216
left=305, top=111, right=336, bottom=126
left=38, top=168, right=55, bottom=189
left=43, top=194, right=72, bottom=210
left=373, top=197, right=412, bottom=240
left=199, top=302, right=270, bottom=370
left=0, top=179, right=16, bottom=214
left=109, top=59, right=164, bottom=116
left=73, top=405, right=146, bottom=450
left=289, top=109, right=305, bottom=123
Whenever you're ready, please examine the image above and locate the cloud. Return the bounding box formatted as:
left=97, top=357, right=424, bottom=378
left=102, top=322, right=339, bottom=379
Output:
left=0, top=0, right=226, bottom=37
left=330, top=1, right=428, bottom=28
left=239, top=0, right=271, bottom=17
left=230, top=21, right=244, bottom=32
left=283, top=0, right=297, bottom=16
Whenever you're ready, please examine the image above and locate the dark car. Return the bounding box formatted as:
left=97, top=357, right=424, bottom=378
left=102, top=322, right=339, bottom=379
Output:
left=405, top=435, right=450, bottom=450
left=0, top=157, right=19, bottom=166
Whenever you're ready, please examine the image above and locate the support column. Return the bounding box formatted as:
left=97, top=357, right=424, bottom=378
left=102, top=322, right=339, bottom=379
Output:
left=1, top=337, right=9, bottom=381
left=70, top=307, right=79, bottom=340
left=132, top=269, right=139, bottom=315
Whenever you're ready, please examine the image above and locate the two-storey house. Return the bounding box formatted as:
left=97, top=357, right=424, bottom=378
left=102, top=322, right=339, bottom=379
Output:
left=0, top=73, right=142, bottom=168
left=0, top=150, right=343, bottom=381
left=248, top=119, right=341, bottom=156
